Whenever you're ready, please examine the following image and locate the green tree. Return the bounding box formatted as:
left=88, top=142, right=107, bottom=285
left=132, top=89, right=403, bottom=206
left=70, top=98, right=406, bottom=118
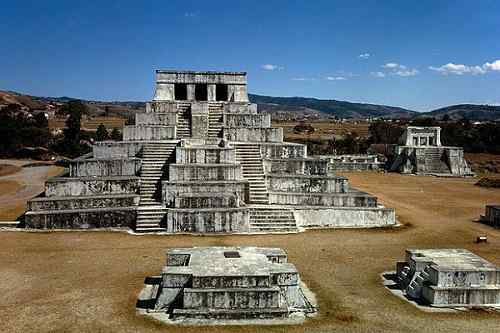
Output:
left=110, top=128, right=122, bottom=141
left=95, top=123, right=109, bottom=141
left=60, top=100, right=86, bottom=146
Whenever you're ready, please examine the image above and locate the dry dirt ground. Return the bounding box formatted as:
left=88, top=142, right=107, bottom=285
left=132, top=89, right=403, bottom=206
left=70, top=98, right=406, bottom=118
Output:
left=0, top=160, right=64, bottom=220
left=1, top=172, right=500, bottom=333
left=275, top=120, right=370, bottom=141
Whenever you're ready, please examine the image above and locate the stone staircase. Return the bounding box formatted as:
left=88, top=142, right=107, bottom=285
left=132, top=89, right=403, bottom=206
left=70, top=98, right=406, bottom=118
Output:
left=406, top=266, right=431, bottom=299
left=136, top=142, right=176, bottom=232
left=233, top=143, right=268, bottom=204
left=424, top=149, right=450, bottom=173
left=249, top=208, right=298, bottom=233
left=135, top=206, right=168, bottom=233
left=208, top=102, right=224, bottom=138
left=176, top=102, right=191, bottom=138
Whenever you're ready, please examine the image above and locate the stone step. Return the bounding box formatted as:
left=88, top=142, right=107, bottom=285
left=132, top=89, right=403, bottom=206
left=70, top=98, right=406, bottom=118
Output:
left=135, top=227, right=167, bottom=233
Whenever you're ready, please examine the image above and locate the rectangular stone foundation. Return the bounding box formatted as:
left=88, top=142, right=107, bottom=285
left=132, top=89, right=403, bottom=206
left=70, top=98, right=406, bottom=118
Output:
left=25, top=207, right=137, bottom=229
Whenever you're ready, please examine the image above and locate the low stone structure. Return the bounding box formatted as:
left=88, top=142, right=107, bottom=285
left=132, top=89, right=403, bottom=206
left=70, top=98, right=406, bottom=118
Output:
left=389, top=126, right=472, bottom=176
left=24, top=69, right=396, bottom=232
left=395, top=249, right=500, bottom=307
left=316, top=154, right=385, bottom=172
left=480, top=205, right=500, bottom=228
left=137, top=247, right=316, bottom=324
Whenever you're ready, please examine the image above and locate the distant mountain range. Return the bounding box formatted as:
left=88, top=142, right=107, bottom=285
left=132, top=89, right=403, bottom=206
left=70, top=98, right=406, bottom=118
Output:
left=249, top=94, right=418, bottom=119
left=1, top=90, right=500, bottom=121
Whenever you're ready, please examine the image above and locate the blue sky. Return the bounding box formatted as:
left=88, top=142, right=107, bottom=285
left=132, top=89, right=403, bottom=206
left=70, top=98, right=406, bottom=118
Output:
left=1, top=0, right=499, bottom=111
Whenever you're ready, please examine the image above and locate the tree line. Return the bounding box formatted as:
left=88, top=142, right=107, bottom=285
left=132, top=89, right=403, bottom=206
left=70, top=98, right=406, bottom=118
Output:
left=0, top=101, right=123, bottom=159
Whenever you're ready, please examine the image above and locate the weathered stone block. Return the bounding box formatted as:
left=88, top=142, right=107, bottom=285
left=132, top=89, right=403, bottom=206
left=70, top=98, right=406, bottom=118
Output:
left=223, top=127, right=283, bottom=142
left=123, top=125, right=176, bottom=140
left=267, top=175, right=348, bottom=193
left=260, top=143, right=307, bottom=159
left=70, top=158, right=141, bottom=177
left=135, top=112, right=176, bottom=126
left=163, top=180, right=247, bottom=207
left=45, top=176, right=140, bottom=197
left=169, top=164, right=242, bottom=181
left=27, top=194, right=139, bottom=211
left=165, top=208, right=249, bottom=233
left=25, top=207, right=137, bottom=229
left=93, top=141, right=144, bottom=159
left=224, top=114, right=271, bottom=128
left=176, top=146, right=235, bottom=164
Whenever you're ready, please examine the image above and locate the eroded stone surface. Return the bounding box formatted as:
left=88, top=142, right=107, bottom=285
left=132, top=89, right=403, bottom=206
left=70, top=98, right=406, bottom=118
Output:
left=393, top=249, right=500, bottom=307
left=137, top=247, right=317, bottom=324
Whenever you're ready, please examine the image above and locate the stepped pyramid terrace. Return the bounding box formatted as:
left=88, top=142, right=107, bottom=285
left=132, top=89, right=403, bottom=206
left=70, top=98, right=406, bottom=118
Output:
left=392, top=249, right=500, bottom=308
left=24, top=70, right=396, bottom=233
left=389, top=126, right=472, bottom=176
left=136, top=247, right=317, bottom=324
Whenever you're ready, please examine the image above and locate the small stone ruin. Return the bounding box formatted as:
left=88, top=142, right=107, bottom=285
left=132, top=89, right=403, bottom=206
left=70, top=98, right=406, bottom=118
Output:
left=395, top=249, right=500, bottom=307
left=480, top=205, right=500, bottom=228
left=137, top=247, right=316, bottom=324
left=390, top=126, right=472, bottom=176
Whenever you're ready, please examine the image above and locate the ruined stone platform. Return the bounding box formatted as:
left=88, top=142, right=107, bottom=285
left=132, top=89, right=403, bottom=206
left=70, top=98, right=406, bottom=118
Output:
left=137, top=246, right=317, bottom=324
left=24, top=69, right=396, bottom=233
left=389, top=249, right=500, bottom=308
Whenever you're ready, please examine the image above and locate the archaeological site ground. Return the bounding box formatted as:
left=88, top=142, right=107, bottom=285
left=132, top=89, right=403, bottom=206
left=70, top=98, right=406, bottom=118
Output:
left=1, top=169, right=500, bottom=332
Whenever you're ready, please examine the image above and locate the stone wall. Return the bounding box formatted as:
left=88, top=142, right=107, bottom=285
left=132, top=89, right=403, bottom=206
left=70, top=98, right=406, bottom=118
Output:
left=164, top=208, right=249, bottom=233
left=25, top=207, right=137, bottom=229
left=123, top=125, right=176, bottom=141
left=223, top=114, right=271, bottom=128
left=28, top=194, right=139, bottom=211
left=169, top=164, right=242, bottom=181
left=93, top=141, right=144, bottom=159
left=267, top=175, right=348, bottom=193
left=223, top=127, right=283, bottom=142
left=294, top=206, right=396, bottom=228
left=176, top=147, right=235, bottom=164
left=163, top=180, right=247, bottom=207
left=70, top=158, right=141, bottom=177
left=269, top=192, right=377, bottom=207
left=260, top=143, right=307, bottom=159
left=46, top=176, right=140, bottom=197
left=263, top=158, right=329, bottom=176
left=224, top=103, right=257, bottom=114
left=135, top=112, right=177, bottom=126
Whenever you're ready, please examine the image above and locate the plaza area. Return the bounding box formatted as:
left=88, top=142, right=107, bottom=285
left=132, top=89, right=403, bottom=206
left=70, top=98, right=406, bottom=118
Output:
left=1, top=171, right=500, bottom=332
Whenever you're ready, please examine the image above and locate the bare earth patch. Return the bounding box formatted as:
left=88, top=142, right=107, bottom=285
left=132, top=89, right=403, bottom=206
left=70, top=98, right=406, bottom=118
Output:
left=0, top=164, right=22, bottom=177
left=1, top=172, right=500, bottom=332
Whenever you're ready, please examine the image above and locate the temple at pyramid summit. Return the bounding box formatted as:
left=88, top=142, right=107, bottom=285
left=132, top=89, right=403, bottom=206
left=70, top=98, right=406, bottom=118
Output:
left=25, top=70, right=396, bottom=233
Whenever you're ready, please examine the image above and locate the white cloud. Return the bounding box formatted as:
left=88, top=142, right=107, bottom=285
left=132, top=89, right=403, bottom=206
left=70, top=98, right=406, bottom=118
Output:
left=378, top=63, right=418, bottom=77
left=291, top=77, right=315, bottom=81
left=394, top=68, right=419, bottom=77
left=358, top=53, right=370, bottom=59
left=484, top=60, right=500, bottom=71
left=261, top=64, right=284, bottom=71
left=371, top=71, right=386, bottom=78
left=184, top=12, right=198, bottom=17
left=326, top=76, right=346, bottom=81
left=383, top=63, right=402, bottom=69
left=429, top=59, right=500, bottom=75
